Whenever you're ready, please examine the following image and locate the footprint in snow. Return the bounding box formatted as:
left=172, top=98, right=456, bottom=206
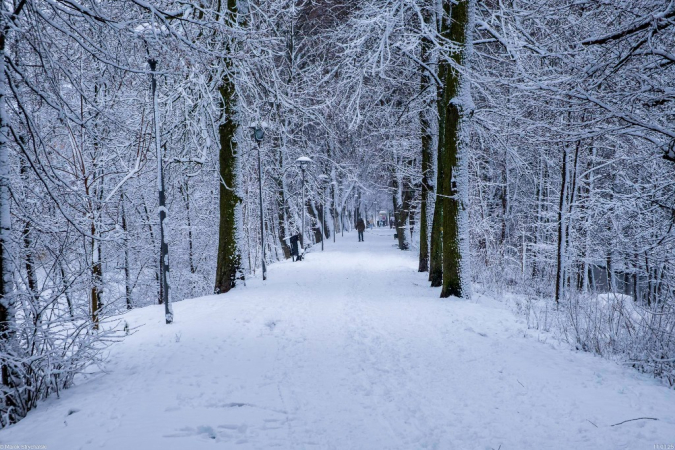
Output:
left=464, top=326, right=488, bottom=337
left=164, top=425, right=219, bottom=441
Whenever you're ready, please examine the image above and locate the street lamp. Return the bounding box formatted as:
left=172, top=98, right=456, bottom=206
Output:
left=251, top=125, right=267, bottom=281
left=296, top=156, right=312, bottom=250
left=318, top=174, right=330, bottom=251
left=332, top=181, right=337, bottom=242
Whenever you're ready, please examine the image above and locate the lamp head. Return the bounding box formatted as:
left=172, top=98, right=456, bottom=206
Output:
left=253, top=126, right=264, bottom=143
left=296, top=156, right=312, bottom=170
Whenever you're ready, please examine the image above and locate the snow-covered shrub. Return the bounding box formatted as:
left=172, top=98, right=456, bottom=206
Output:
left=560, top=292, right=675, bottom=386
left=0, top=287, right=121, bottom=427
left=507, top=288, right=675, bottom=387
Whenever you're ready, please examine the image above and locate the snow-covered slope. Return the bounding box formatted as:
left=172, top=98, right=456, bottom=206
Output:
left=2, top=229, right=674, bottom=449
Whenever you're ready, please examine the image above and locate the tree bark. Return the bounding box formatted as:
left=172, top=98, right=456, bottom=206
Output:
left=0, top=4, right=20, bottom=422
left=58, top=260, right=74, bottom=318
left=214, top=0, right=242, bottom=294
left=429, top=0, right=451, bottom=287
left=140, top=197, right=161, bottom=304
left=91, top=222, right=101, bottom=330
left=19, top=158, right=37, bottom=303
left=555, top=145, right=568, bottom=305
left=120, top=191, right=132, bottom=309
left=275, top=146, right=291, bottom=259
left=394, top=176, right=412, bottom=251
left=22, top=221, right=37, bottom=302
left=180, top=180, right=196, bottom=275
left=439, top=0, right=473, bottom=299
left=418, top=10, right=433, bottom=272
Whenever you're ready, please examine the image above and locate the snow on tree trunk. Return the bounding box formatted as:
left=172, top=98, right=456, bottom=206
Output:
left=429, top=0, right=450, bottom=288
left=150, top=59, right=173, bottom=324
left=275, top=140, right=291, bottom=259
left=440, top=0, right=474, bottom=299
left=555, top=144, right=569, bottom=305
left=215, top=1, right=243, bottom=294
left=418, top=8, right=434, bottom=272
left=0, top=6, right=24, bottom=425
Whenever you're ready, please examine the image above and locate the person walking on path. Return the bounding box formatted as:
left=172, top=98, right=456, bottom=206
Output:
left=356, top=218, right=366, bottom=242
left=290, top=234, right=302, bottom=261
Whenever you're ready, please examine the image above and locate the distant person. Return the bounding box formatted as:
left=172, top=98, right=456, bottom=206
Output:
left=290, top=234, right=302, bottom=261
left=356, top=218, right=365, bottom=242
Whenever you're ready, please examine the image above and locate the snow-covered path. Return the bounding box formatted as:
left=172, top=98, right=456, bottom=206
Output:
left=3, top=229, right=674, bottom=449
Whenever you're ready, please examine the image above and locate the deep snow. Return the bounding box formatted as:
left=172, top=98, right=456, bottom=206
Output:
left=2, top=228, right=674, bottom=449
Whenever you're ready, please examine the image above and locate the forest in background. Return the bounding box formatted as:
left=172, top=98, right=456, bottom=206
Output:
left=0, top=0, right=673, bottom=426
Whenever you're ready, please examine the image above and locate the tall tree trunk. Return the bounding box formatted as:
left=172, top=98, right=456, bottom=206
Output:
left=429, top=0, right=451, bottom=287
left=555, top=145, right=568, bottom=305
left=22, top=221, right=37, bottom=302
left=309, top=200, right=322, bottom=244
left=565, top=140, right=580, bottom=293
left=214, top=0, right=242, bottom=294
left=275, top=142, right=291, bottom=259
left=355, top=189, right=361, bottom=221
left=532, top=156, right=544, bottom=278
left=428, top=192, right=443, bottom=285
left=150, top=64, right=172, bottom=323
left=0, top=4, right=21, bottom=424
left=120, top=191, right=132, bottom=309
left=19, top=158, right=37, bottom=303
left=90, top=222, right=101, bottom=330
left=89, top=84, right=103, bottom=328
left=500, top=164, right=508, bottom=247
left=439, top=0, right=473, bottom=299
left=418, top=162, right=429, bottom=268
left=58, top=260, right=74, bottom=318
left=180, top=180, right=196, bottom=275
left=418, top=11, right=433, bottom=272
left=581, top=145, right=596, bottom=293
left=140, top=197, right=161, bottom=304
left=394, top=176, right=412, bottom=251
left=331, top=168, right=339, bottom=237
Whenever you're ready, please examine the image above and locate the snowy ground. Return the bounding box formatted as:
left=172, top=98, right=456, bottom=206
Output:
left=2, top=229, right=674, bottom=450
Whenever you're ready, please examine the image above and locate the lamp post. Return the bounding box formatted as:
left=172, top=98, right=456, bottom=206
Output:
left=318, top=175, right=330, bottom=251
left=296, top=156, right=312, bottom=250
left=331, top=182, right=337, bottom=242
left=341, top=205, right=344, bottom=237
left=252, top=125, right=267, bottom=281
